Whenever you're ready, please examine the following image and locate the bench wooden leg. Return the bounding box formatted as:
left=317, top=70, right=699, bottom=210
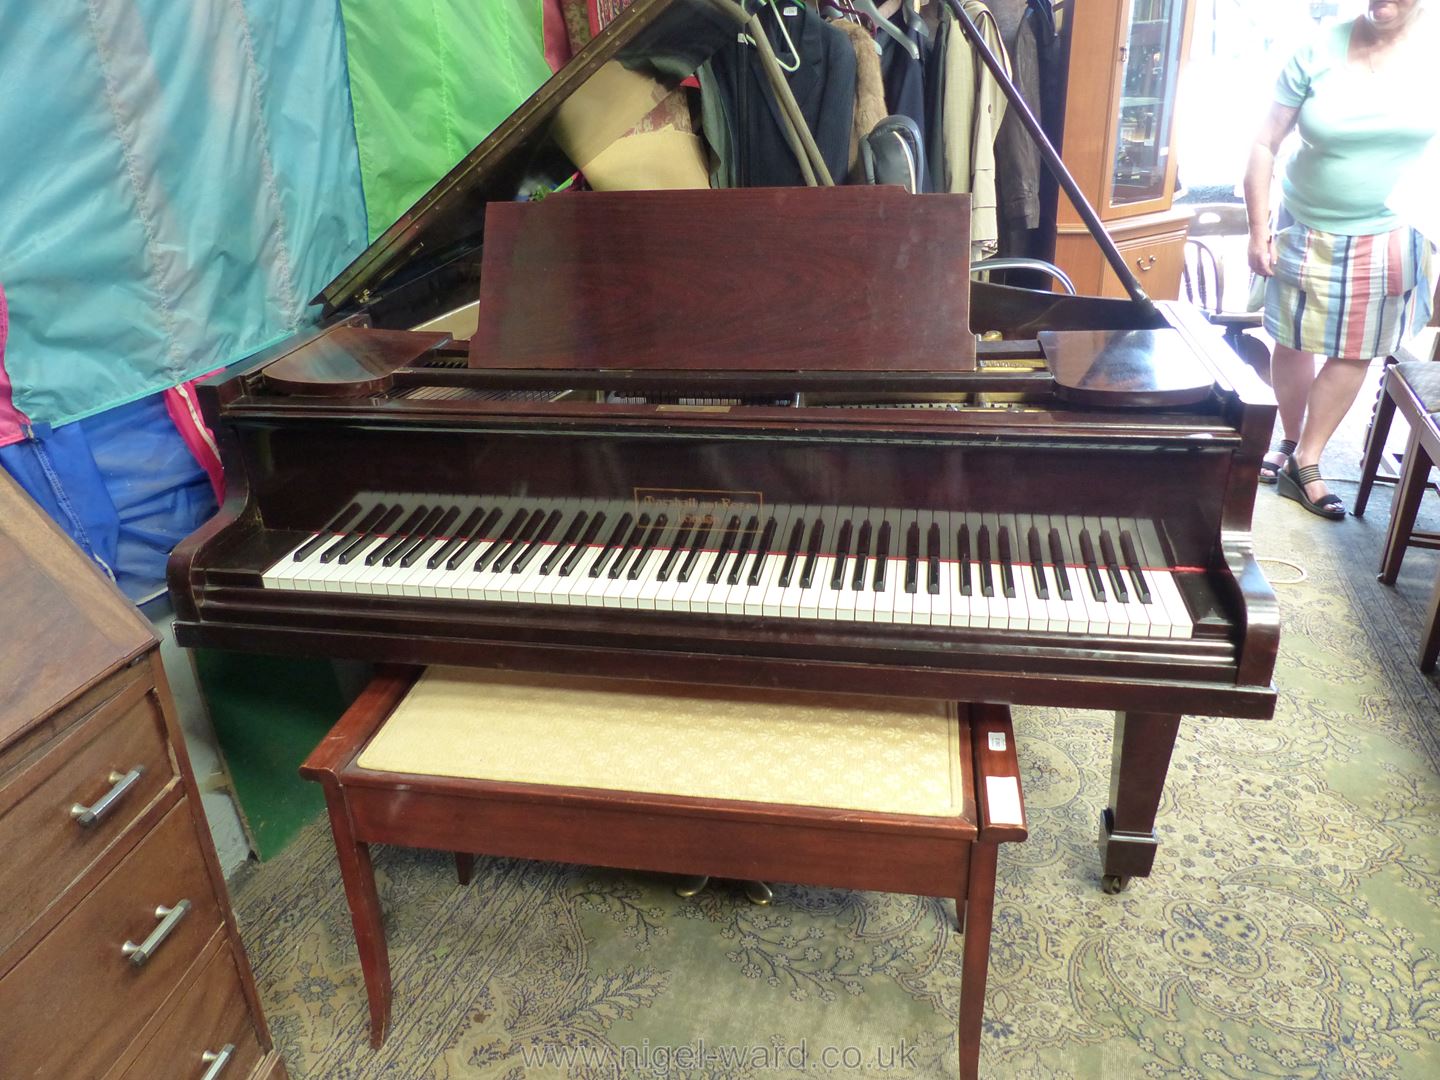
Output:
left=957, top=842, right=998, bottom=1080
left=1422, top=561, right=1440, bottom=673
left=455, top=853, right=475, bottom=886
left=1379, top=427, right=1431, bottom=585
left=321, top=793, right=391, bottom=1048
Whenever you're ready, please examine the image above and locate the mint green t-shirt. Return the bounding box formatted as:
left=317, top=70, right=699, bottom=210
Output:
left=1275, top=18, right=1438, bottom=235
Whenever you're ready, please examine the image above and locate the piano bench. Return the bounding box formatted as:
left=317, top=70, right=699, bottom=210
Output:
left=300, top=666, right=1027, bottom=1080
left=1366, top=361, right=1440, bottom=671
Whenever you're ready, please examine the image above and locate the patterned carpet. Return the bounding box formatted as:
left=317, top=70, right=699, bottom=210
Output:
left=231, top=417, right=1440, bottom=1079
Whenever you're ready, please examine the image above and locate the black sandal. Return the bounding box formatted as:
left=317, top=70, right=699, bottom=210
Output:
left=1258, top=439, right=1296, bottom=485
left=1277, top=459, right=1345, bottom=519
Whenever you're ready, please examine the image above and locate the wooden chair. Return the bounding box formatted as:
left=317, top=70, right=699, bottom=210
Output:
left=1356, top=330, right=1440, bottom=508
left=1355, top=360, right=1440, bottom=671
left=1179, top=227, right=1270, bottom=380
left=301, top=665, right=1028, bottom=1080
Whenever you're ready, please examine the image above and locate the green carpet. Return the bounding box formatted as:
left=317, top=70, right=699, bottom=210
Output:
left=193, top=649, right=352, bottom=859
left=230, top=455, right=1440, bottom=1079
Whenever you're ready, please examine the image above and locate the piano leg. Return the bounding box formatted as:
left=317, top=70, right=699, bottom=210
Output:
left=1098, top=711, right=1181, bottom=893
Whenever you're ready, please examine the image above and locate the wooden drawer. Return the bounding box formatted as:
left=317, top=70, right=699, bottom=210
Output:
left=118, top=936, right=264, bottom=1080
left=1100, top=232, right=1187, bottom=300
left=0, top=679, right=178, bottom=959
left=0, top=800, right=223, bottom=1079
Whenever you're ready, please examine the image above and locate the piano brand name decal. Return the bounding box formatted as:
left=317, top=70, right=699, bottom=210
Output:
left=634, top=488, right=764, bottom=523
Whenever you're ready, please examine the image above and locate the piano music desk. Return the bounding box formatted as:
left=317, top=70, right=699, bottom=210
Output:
left=300, top=667, right=1027, bottom=1080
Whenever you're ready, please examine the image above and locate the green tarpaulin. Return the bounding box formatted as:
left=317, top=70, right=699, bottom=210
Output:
left=339, top=0, right=553, bottom=239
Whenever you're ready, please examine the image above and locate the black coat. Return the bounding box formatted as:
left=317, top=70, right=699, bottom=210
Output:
left=706, top=5, right=856, bottom=187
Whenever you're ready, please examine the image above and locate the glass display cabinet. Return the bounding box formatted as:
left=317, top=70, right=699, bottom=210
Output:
left=1052, top=0, right=1196, bottom=298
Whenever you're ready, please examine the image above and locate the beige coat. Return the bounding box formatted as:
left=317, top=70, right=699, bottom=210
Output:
left=941, top=1, right=1011, bottom=257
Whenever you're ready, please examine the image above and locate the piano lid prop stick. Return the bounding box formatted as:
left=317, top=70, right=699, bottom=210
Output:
left=939, top=0, right=1156, bottom=315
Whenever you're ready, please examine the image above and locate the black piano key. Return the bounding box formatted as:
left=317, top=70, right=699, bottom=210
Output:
left=321, top=502, right=387, bottom=563
left=541, top=510, right=589, bottom=576
left=1079, top=529, right=1106, bottom=602
left=397, top=506, right=458, bottom=568
left=872, top=521, right=890, bottom=591
left=428, top=507, right=486, bottom=570
left=1119, top=529, right=1153, bottom=604
left=707, top=515, right=742, bottom=584
left=608, top=513, right=651, bottom=579
left=448, top=507, right=503, bottom=570
left=512, top=509, right=564, bottom=574
left=798, top=519, right=825, bottom=589
left=491, top=509, right=545, bottom=573
left=589, top=513, right=635, bottom=578
left=850, top=520, right=872, bottom=591
left=656, top=516, right=694, bottom=583
left=745, top=516, right=777, bottom=587
left=368, top=506, right=430, bottom=566
left=957, top=524, right=972, bottom=596
left=676, top=520, right=713, bottom=584
left=1099, top=530, right=1129, bottom=604
left=384, top=506, right=445, bottom=567
left=336, top=504, right=402, bottom=565
left=296, top=502, right=361, bottom=561
left=726, top=515, right=760, bottom=586
left=997, top=525, right=1016, bottom=599
left=977, top=525, right=994, bottom=598
left=904, top=522, right=919, bottom=594
left=926, top=523, right=941, bottom=595
left=777, top=518, right=806, bottom=588
left=626, top=514, right=670, bottom=581
left=1027, top=527, right=1049, bottom=600
left=559, top=512, right=606, bottom=577
left=829, top=520, right=853, bottom=590
left=1048, top=528, right=1073, bottom=601
left=474, top=508, right=529, bottom=572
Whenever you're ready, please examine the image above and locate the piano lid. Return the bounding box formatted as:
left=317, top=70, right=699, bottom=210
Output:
left=315, top=0, right=747, bottom=320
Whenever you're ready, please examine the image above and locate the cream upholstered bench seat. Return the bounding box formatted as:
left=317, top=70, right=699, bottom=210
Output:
left=302, top=665, right=1027, bottom=1080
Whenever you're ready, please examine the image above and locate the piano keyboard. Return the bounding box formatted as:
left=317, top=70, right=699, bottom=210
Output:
left=261, top=495, right=1196, bottom=639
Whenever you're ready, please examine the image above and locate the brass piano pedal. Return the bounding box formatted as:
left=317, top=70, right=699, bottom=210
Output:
left=672, top=875, right=774, bottom=905
left=673, top=874, right=710, bottom=898
left=742, top=880, right=774, bottom=906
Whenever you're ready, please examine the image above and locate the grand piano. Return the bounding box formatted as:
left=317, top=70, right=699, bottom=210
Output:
left=168, top=0, right=1278, bottom=894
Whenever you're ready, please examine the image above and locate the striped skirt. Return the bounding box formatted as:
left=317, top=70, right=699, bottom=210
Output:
left=1263, top=213, right=1435, bottom=360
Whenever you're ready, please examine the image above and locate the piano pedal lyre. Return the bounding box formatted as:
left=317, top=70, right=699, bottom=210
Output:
left=672, top=875, right=774, bottom=905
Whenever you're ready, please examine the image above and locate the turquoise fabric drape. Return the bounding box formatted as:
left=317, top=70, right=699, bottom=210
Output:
left=0, top=1, right=369, bottom=428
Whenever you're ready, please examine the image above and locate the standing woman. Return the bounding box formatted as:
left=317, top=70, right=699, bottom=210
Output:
left=1246, top=0, right=1438, bottom=519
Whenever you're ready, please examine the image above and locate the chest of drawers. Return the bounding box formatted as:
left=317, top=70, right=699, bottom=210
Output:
left=0, top=470, right=285, bottom=1080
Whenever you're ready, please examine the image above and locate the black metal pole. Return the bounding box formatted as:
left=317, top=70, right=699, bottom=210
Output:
left=940, top=0, right=1156, bottom=313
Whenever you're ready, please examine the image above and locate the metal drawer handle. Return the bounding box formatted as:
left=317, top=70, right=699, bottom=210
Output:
left=121, top=899, right=191, bottom=967
left=1135, top=255, right=1157, bottom=272
left=200, top=1044, right=236, bottom=1080
left=71, top=766, right=145, bottom=827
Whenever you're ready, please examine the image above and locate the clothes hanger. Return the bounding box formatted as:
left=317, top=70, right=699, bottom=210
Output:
left=744, top=0, right=802, bottom=74
left=899, top=1, right=933, bottom=43
left=823, top=0, right=921, bottom=60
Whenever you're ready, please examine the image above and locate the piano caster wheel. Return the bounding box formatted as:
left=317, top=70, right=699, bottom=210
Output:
left=1101, top=874, right=1130, bottom=895
left=674, top=875, right=710, bottom=898
left=743, top=880, right=774, bottom=906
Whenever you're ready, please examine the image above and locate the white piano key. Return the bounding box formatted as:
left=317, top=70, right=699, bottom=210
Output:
left=1132, top=517, right=1193, bottom=639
